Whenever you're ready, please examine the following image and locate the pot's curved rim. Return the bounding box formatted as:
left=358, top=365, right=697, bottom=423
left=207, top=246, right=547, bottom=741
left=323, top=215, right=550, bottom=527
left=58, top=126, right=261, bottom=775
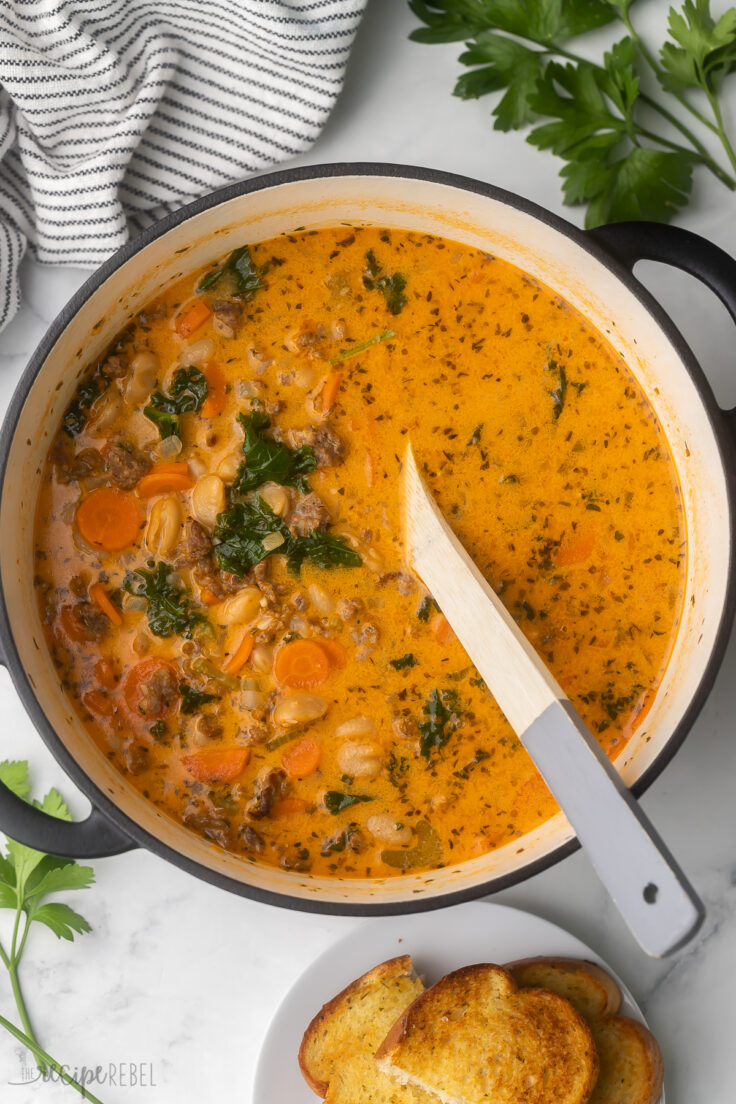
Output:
left=0, top=162, right=734, bottom=914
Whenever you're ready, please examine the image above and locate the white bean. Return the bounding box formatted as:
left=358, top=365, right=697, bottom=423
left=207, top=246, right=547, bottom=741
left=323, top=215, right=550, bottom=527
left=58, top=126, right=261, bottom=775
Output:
left=125, top=351, right=159, bottom=405
left=250, top=645, right=274, bottom=674
left=191, top=473, right=225, bottom=530
left=337, top=742, right=382, bottom=780
left=272, top=694, right=328, bottom=727
left=260, top=482, right=290, bottom=517
left=87, top=390, right=122, bottom=435
left=366, top=814, right=412, bottom=846
left=308, top=583, right=334, bottom=615
left=145, top=496, right=182, bottom=557
left=217, top=451, right=241, bottom=481
left=181, top=337, right=214, bottom=367
left=214, top=586, right=262, bottom=626
left=335, top=716, right=375, bottom=739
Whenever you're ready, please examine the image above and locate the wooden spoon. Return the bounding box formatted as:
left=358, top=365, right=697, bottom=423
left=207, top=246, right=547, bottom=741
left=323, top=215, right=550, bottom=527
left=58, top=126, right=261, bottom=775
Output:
left=404, top=443, right=704, bottom=957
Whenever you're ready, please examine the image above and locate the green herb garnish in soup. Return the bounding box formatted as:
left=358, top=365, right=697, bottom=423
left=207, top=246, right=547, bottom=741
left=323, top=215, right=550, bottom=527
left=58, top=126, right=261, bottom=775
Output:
left=34, top=226, right=685, bottom=877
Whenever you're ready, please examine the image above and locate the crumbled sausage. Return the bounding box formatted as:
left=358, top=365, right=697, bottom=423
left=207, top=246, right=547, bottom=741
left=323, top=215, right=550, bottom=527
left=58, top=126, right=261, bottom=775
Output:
left=351, top=622, right=379, bottom=645
left=196, top=714, right=224, bottom=741
left=240, top=824, right=265, bottom=852
left=311, top=426, right=345, bottom=467
left=54, top=446, right=104, bottom=484
left=336, top=598, right=363, bottom=621
left=136, top=665, right=178, bottom=717
left=286, top=322, right=329, bottom=358
left=279, top=846, right=312, bottom=872
left=173, top=518, right=213, bottom=568
left=101, top=354, right=129, bottom=380
left=377, top=571, right=417, bottom=597
left=183, top=806, right=231, bottom=849
left=212, top=299, right=242, bottom=339
left=72, top=601, right=108, bottom=640
left=289, top=492, right=331, bottom=537
left=246, top=767, right=287, bottom=819
left=123, top=741, right=149, bottom=775
left=392, top=714, right=419, bottom=741
left=104, top=441, right=151, bottom=490
left=253, top=560, right=276, bottom=604
left=239, top=722, right=269, bottom=746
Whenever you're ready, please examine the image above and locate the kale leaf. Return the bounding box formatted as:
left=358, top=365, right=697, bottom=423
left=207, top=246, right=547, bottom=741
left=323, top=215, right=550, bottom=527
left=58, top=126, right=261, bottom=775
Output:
left=362, top=250, right=408, bottom=314
left=179, top=681, right=219, bottom=714
left=62, top=374, right=105, bottom=437
left=419, top=688, right=463, bottom=760
left=324, top=791, right=374, bottom=815
left=214, top=496, right=361, bottom=578
left=232, top=408, right=316, bottom=495
left=198, top=245, right=263, bottom=296
left=143, top=366, right=208, bottom=439
left=123, top=562, right=207, bottom=638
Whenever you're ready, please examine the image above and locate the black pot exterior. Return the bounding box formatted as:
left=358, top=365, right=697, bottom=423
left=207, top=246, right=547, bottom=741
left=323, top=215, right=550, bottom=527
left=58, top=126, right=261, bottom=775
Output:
left=1, top=164, right=734, bottom=914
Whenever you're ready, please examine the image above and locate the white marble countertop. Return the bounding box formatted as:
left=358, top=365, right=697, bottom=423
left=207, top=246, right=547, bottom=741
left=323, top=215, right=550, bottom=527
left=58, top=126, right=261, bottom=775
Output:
left=1, top=1, right=735, bottom=1101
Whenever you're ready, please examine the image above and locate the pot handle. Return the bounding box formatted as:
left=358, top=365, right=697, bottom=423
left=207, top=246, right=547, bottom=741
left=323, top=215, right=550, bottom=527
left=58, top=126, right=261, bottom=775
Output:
left=588, top=221, right=736, bottom=429
left=0, top=781, right=136, bottom=858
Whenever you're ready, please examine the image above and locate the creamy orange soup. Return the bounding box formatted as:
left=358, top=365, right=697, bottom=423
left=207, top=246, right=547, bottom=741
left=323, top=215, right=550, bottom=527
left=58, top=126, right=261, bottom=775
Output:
left=34, top=227, right=684, bottom=876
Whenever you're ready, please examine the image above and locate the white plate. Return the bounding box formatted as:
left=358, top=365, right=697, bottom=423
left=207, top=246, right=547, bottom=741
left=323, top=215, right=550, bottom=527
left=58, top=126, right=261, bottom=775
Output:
left=254, top=900, right=665, bottom=1103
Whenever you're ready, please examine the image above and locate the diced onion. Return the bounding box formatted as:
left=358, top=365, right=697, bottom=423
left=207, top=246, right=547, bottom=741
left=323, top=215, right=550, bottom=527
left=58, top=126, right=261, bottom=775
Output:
left=156, top=434, right=183, bottom=461
left=241, top=690, right=265, bottom=710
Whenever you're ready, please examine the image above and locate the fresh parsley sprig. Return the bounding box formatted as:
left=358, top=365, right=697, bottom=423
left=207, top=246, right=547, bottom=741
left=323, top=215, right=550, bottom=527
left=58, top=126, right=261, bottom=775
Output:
left=0, top=761, right=103, bottom=1102
left=409, top=0, right=736, bottom=226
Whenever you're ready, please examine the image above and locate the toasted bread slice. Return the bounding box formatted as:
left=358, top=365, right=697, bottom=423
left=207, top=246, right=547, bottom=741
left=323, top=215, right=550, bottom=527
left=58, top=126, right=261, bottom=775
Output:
left=508, top=958, right=664, bottom=1104
left=299, top=954, right=430, bottom=1103
left=375, top=962, right=599, bottom=1104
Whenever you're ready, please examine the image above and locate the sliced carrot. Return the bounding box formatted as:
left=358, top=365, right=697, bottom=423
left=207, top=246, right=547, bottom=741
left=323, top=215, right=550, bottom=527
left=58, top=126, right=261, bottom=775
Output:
left=123, top=657, right=179, bottom=717
left=274, top=638, right=332, bottom=689
left=199, top=587, right=220, bottom=606
left=431, top=612, right=456, bottom=646
left=201, top=363, right=227, bottom=418
left=83, top=689, right=114, bottom=718
left=557, top=530, right=596, bottom=566
left=136, top=462, right=194, bottom=498
left=222, top=630, right=254, bottom=675
left=320, top=371, right=342, bottom=411
left=182, top=747, right=250, bottom=784
left=75, top=488, right=142, bottom=552
left=271, top=797, right=309, bottom=819
left=176, top=299, right=212, bottom=338
left=94, top=658, right=118, bottom=690
left=59, top=605, right=92, bottom=645
left=316, top=637, right=347, bottom=669
left=282, top=737, right=322, bottom=779
left=89, top=582, right=123, bottom=626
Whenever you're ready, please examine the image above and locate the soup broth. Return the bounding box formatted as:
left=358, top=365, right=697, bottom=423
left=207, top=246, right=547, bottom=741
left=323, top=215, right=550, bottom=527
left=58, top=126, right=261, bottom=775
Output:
left=34, top=227, right=685, bottom=877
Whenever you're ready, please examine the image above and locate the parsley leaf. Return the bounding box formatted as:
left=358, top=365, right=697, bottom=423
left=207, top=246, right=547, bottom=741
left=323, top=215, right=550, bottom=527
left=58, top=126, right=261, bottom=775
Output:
left=362, top=250, right=409, bottom=314
left=660, top=1, right=736, bottom=92
left=408, top=1, right=736, bottom=225
left=198, top=245, right=264, bottom=296
left=214, top=496, right=361, bottom=577
left=0, top=760, right=98, bottom=1093
left=417, top=595, right=439, bottom=621
left=324, top=791, right=374, bottom=815
left=179, top=681, right=219, bottom=714
left=232, top=407, right=316, bottom=495
left=143, top=366, right=208, bottom=439
left=418, top=688, right=463, bottom=760
left=123, top=562, right=207, bottom=638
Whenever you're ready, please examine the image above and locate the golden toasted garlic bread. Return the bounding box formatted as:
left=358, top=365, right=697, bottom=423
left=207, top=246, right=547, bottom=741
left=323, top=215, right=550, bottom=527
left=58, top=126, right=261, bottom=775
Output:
left=509, top=958, right=664, bottom=1104
left=299, top=955, right=431, bottom=1104
left=375, top=962, right=599, bottom=1104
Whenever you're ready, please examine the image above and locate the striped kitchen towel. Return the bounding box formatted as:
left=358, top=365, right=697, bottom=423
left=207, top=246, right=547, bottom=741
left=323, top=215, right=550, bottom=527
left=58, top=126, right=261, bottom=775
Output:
left=0, top=0, right=367, bottom=333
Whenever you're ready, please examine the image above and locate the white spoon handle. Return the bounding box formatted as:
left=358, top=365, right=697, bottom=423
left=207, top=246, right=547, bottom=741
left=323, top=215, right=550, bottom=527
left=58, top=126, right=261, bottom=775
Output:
left=404, top=444, right=704, bottom=956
